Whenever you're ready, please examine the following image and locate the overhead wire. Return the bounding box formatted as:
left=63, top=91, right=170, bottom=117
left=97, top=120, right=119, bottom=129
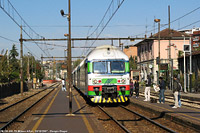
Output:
left=0, top=0, right=51, bottom=57
left=0, top=35, right=40, bottom=59
left=178, top=19, right=200, bottom=30
left=85, top=0, right=125, bottom=55
left=132, top=6, right=200, bottom=38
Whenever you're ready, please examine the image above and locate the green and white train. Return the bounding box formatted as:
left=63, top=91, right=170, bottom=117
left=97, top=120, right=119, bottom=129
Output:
left=72, top=45, right=130, bottom=103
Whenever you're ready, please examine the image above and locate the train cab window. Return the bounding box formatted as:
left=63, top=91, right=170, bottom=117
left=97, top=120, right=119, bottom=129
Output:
left=93, top=61, right=107, bottom=74
left=110, top=61, right=125, bottom=74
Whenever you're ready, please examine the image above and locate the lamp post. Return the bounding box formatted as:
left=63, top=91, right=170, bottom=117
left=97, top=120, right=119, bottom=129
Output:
left=182, top=35, right=187, bottom=93
left=60, top=0, right=73, bottom=116
left=20, top=26, right=23, bottom=95
left=154, top=19, right=161, bottom=83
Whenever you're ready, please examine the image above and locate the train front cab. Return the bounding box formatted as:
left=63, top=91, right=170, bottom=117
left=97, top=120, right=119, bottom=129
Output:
left=87, top=60, right=130, bottom=103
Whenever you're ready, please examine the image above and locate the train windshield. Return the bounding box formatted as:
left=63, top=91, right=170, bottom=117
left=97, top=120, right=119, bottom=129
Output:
left=93, top=60, right=125, bottom=74
left=93, top=61, right=107, bottom=74
left=110, top=61, right=125, bottom=74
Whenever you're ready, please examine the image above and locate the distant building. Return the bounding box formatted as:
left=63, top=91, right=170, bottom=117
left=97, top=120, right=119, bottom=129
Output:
left=134, top=28, right=190, bottom=83
left=123, top=45, right=138, bottom=79
left=42, top=60, right=67, bottom=80
left=192, top=31, right=200, bottom=49
left=179, top=27, right=200, bottom=50
left=123, top=46, right=137, bottom=58
left=179, top=27, right=200, bottom=35
left=178, top=50, right=200, bottom=81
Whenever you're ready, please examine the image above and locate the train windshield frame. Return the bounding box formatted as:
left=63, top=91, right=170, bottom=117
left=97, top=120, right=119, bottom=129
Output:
left=93, top=61, right=108, bottom=74
left=92, top=60, right=125, bottom=74
left=110, top=61, right=125, bottom=74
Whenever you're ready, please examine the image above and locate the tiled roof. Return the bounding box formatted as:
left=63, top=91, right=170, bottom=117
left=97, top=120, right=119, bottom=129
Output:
left=152, top=28, right=190, bottom=38
left=134, top=28, right=190, bottom=46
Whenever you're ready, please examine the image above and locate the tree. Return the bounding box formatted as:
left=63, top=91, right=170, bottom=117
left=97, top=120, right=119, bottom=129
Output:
left=178, top=50, right=184, bottom=57
left=129, top=56, right=137, bottom=70
left=72, top=59, right=82, bottom=69
left=0, top=50, right=10, bottom=83
left=9, top=44, right=19, bottom=82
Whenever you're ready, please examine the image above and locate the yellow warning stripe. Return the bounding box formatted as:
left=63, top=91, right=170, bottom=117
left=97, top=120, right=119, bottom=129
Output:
left=91, top=96, right=128, bottom=103
left=74, top=93, right=94, bottom=133
left=103, top=98, right=106, bottom=103
left=121, top=96, right=125, bottom=102
left=32, top=89, right=60, bottom=132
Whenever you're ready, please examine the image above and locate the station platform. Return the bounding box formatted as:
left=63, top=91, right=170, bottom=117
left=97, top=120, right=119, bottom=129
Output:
left=25, top=87, right=105, bottom=133
left=130, top=87, right=200, bottom=131
left=23, top=85, right=199, bottom=132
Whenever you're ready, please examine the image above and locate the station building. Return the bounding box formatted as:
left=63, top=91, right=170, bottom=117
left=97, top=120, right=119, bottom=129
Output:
left=131, top=28, right=190, bottom=83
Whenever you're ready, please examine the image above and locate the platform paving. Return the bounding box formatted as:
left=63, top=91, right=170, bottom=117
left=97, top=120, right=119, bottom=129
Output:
left=130, top=86, right=200, bottom=131
left=25, top=88, right=102, bottom=133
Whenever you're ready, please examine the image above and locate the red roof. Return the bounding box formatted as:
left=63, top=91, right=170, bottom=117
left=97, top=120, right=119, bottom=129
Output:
left=152, top=28, right=190, bottom=38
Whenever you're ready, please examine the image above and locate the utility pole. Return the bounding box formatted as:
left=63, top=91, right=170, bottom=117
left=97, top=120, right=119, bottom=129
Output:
left=7, top=48, right=9, bottom=82
left=41, top=54, right=43, bottom=73
left=31, top=54, right=33, bottom=88
left=168, top=5, right=173, bottom=90
left=183, top=36, right=187, bottom=93
left=27, top=52, right=30, bottom=81
left=20, top=26, right=23, bottom=95
left=154, top=18, right=161, bottom=84
left=60, top=0, right=73, bottom=115
left=189, top=37, right=192, bottom=92
left=68, top=0, right=73, bottom=116
left=53, top=57, right=56, bottom=80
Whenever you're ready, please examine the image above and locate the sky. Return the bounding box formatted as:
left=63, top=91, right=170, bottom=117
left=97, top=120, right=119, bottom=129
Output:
left=0, top=0, right=200, bottom=60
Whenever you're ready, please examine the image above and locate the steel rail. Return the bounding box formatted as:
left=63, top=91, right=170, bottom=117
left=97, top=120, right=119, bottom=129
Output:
left=120, top=105, right=177, bottom=133
left=0, top=82, right=59, bottom=112
left=0, top=83, right=60, bottom=130
left=74, top=85, right=130, bottom=132
left=139, top=92, right=200, bottom=108
left=97, top=105, right=131, bottom=133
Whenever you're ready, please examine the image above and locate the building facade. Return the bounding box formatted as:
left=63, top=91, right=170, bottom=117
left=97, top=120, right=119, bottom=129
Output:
left=123, top=46, right=137, bottom=58
left=135, top=28, right=190, bottom=83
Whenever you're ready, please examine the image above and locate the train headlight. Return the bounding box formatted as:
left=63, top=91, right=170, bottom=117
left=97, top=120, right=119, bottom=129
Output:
left=121, top=79, right=126, bottom=83
left=93, top=79, right=97, bottom=84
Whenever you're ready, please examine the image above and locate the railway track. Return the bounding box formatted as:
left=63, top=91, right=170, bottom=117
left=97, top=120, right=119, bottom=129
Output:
left=138, top=92, right=200, bottom=109
left=0, top=82, right=60, bottom=130
left=74, top=85, right=176, bottom=132
left=0, top=83, right=58, bottom=112
left=74, top=85, right=199, bottom=132
left=97, top=105, right=176, bottom=133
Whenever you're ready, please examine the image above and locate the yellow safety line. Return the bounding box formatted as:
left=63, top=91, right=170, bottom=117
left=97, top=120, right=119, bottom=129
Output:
left=136, top=99, right=200, bottom=121
left=74, top=94, right=94, bottom=133
left=32, top=89, right=60, bottom=132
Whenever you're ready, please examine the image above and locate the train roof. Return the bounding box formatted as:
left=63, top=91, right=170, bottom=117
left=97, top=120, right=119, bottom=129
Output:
left=87, top=45, right=129, bottom=61
left=72, top=45, right=129, bottom=73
